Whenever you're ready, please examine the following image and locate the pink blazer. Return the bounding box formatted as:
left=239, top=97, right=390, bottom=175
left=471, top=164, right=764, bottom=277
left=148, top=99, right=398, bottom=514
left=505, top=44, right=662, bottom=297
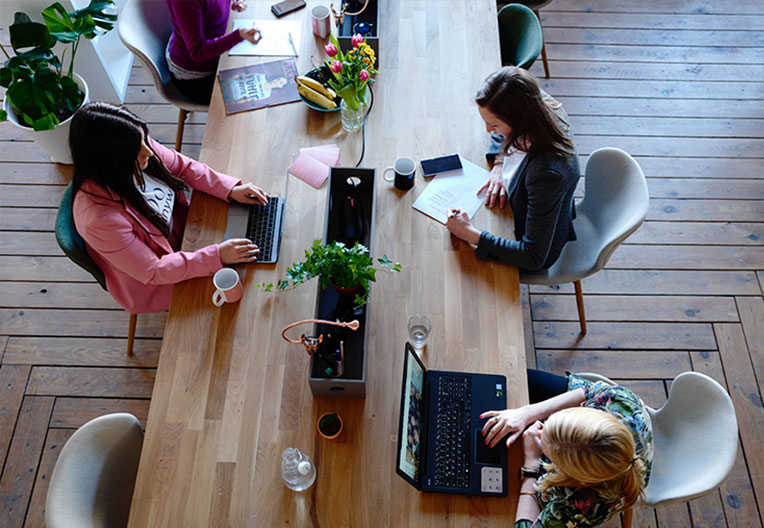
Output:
left=73, top=137, right=240, bottom=314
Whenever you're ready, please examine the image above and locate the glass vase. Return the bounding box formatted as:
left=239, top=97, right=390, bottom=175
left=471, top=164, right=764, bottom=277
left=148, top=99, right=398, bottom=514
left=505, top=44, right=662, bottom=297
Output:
left=340, top=99, right=368, bottom=133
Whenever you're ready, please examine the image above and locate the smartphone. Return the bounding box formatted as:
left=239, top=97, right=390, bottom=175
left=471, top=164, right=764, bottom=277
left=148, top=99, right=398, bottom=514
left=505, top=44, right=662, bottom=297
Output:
left=271, top=0, right=306, bottom=17
left=420, top=154, right=463, bottom=178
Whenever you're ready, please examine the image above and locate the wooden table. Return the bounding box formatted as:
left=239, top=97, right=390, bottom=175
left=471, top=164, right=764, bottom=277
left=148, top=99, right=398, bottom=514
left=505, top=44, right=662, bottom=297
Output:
left=127, top=1, right=527, bottom=526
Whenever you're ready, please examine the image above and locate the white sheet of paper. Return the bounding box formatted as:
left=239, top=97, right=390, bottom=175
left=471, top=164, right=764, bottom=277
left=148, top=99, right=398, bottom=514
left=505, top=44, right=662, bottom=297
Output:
left=229, top=20, right=301, bottom=56
left=412, top=156, right=489, bottom=224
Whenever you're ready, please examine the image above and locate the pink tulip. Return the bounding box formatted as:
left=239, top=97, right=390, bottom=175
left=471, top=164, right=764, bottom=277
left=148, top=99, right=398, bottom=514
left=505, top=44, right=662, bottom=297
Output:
left=352, top=33, right=364, bottom=48
left=330, top=60, right=343, bottom=73
left=359, top=69, right=370, bottom=82
left=324, top=43, right=338, bottom=57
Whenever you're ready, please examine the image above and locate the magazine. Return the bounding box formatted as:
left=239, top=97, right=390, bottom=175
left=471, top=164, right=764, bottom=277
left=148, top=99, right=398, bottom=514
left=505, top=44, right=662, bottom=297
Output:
left=218, top=58, right=300, bottom=115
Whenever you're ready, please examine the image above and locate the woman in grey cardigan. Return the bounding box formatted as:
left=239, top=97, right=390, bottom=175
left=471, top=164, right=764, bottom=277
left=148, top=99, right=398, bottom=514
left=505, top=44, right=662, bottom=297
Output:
left=446, top=66, right=580, bottom=272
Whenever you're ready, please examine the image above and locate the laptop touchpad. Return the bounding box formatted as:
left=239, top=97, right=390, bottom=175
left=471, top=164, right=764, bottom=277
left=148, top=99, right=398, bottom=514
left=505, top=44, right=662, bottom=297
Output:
left=474, top=429, right=502, bottom=465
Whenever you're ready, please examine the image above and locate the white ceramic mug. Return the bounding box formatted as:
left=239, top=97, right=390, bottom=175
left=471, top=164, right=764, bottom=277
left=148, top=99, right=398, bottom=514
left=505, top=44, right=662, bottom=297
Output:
left=212, top=268, right=243, bottom=306
left=311, top=5, right=331, bottom=39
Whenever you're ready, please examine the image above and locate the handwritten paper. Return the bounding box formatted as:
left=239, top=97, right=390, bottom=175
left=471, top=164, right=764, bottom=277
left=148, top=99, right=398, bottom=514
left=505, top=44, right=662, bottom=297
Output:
left=412, top=156, right=489, bottom=224
left=229, top=20, right=302, bottom=56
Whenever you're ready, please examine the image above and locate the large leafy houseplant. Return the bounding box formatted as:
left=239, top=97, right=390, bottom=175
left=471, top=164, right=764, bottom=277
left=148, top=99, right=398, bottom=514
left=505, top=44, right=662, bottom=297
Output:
left=0, top=1, right=117, bottom=131
left=257, top=239, right=402, bottom=307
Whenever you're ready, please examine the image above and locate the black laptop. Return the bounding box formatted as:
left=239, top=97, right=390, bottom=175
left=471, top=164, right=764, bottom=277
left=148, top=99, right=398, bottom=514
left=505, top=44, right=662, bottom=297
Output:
left=396, top=342, right=508, bottom=496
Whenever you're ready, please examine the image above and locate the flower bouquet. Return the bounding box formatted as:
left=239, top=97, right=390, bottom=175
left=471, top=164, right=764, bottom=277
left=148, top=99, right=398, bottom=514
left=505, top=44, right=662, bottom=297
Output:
left=324, top=33, right=377, bottom=131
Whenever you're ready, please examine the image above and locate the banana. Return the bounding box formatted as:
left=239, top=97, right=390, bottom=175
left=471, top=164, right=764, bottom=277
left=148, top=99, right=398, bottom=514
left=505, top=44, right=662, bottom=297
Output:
left=297, top=84, right=337, bottom=110
left=295, top=76, right=336, bottom=100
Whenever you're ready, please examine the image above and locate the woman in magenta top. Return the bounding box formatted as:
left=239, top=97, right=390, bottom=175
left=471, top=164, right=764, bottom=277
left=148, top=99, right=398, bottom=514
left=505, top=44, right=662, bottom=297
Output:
left=166, top=0, right=260, bottom=104
left=70, top=102, right=269, bottom=314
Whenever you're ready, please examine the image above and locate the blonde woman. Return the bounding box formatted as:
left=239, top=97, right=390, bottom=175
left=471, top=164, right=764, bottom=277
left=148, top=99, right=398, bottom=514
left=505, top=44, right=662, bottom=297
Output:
left=481, top=374, right=653, bottom=527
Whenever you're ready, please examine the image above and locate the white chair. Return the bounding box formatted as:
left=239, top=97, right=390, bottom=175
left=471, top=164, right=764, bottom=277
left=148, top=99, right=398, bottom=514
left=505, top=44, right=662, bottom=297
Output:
left=521, top=147, right=649, bottom=334
left=118, top=0, right=208, bottom=151
left=46, top=413, right=144, bottom=528
left=576, top=372, right=738, bottom=528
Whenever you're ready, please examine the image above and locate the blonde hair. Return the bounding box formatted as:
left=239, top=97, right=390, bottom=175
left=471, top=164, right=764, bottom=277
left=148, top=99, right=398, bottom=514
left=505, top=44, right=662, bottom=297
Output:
left=537, top=407, right=646, bottom=511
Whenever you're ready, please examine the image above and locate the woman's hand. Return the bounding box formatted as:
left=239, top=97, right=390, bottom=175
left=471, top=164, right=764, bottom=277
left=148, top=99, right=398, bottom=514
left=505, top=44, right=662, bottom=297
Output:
left=522, top=421, right=544, bottom=467
left=445, top=208, right=481, bottom=245
left=219, top=238, right=259, bottom=264
left=480, top=406, right=533, bottom=448
left=239, top=27, right=262, bottom=44
left=229, top=183, right=268, bottom=205
left=477, top=164, right=507, bottom=209
left=231, top=0, right=247, bottom=12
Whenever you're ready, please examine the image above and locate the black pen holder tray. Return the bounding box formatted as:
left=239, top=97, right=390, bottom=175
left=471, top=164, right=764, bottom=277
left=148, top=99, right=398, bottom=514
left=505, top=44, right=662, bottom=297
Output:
left=308, top=167, right=376, bottom=398
left=336, top=0, right=380, bottom=60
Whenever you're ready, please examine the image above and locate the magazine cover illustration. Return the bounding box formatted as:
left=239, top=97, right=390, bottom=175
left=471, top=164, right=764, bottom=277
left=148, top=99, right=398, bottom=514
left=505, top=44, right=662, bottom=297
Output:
left=219, top=58, right=299, bottom=114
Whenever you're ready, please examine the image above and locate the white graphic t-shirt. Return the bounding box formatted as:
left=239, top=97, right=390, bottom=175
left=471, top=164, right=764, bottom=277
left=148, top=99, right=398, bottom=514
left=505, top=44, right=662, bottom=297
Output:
left=135, top=173, right=175, bottom=230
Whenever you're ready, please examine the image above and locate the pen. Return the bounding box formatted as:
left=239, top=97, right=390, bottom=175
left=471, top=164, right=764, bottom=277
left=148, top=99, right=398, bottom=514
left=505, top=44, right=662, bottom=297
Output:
left=287, top=32, right=298, bottom=56
left=449, top=210, right=460, bottom=218
left=336, top=340, right=344, bottom=377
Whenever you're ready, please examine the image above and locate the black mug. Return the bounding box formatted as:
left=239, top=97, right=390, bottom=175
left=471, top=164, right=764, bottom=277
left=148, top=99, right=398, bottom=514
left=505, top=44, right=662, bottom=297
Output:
left=383, top=157, right=415, bottom=191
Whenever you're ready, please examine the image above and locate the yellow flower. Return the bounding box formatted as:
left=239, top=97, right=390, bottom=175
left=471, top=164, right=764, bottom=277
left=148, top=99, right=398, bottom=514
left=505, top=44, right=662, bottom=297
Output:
left=363, top=58, right=370, bottom=64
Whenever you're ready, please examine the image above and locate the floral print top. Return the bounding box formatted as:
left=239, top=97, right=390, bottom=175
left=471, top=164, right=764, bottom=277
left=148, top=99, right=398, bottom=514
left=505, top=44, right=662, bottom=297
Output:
left=515, top=374, right=653, bottom=528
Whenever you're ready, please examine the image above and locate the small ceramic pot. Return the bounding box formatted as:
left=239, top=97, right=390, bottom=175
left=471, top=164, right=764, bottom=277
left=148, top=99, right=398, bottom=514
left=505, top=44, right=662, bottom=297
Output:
left=317, top=412, right=344, bottom=440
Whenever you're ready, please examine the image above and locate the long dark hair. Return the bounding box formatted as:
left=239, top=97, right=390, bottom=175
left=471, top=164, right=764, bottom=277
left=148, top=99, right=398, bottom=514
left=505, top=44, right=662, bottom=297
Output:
left=475, top=66, right=574, bottom=157
left=69, top=102, right=187, bottom=238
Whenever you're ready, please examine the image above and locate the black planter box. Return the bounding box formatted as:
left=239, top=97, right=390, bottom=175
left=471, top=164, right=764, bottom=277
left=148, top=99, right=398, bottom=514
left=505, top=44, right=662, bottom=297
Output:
left=308, top=167, right=376, bottom=398
left=336, top=0, right=379, bottom=60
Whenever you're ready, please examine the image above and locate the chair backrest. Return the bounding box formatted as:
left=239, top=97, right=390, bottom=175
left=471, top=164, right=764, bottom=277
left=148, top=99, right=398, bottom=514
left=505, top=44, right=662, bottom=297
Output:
left=45, top=413, right=144, bottom=528
left=644, top=372, right=738, bottom=507
left=56, top=182, right=107, bottom=290
left=521, top=147, right=648, bottom=285
left=118, top=0, right=207, bottom=111
left=498, top=4, right=543, bottom=70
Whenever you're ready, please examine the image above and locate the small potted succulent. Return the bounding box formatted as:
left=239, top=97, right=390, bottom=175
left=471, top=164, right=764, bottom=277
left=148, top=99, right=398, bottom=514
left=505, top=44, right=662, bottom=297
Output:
left=256, top=239, right=401, bottom=307
left=0, top=1, right=117, bottom=163
left=317, top=412, right=343, bottom=440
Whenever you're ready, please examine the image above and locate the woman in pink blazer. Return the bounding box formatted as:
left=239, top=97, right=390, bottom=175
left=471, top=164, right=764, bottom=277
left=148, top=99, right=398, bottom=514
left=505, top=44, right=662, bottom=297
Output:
left=70, top=102, right=268, bottom=314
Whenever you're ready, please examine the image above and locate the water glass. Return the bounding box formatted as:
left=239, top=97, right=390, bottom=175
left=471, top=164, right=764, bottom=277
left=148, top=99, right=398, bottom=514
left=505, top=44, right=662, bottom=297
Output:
left=407, top=314, right=431, bottom=349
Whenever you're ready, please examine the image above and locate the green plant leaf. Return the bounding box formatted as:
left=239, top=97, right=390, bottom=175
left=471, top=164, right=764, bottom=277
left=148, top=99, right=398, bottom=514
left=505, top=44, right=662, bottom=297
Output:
left=9, top=19, right=56, bottom=52
left=0, top=109, right=7, bottom=122
left=42, top=3, right=78, bottom=42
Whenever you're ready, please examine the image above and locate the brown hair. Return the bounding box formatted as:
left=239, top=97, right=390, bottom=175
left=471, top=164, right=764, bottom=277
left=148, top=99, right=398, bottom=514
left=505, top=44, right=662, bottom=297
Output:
left=537, top=407, right=647, bottom=511
left=70, top=102, right=187, bottom=238
left=475, top=66, right=574, bottom=157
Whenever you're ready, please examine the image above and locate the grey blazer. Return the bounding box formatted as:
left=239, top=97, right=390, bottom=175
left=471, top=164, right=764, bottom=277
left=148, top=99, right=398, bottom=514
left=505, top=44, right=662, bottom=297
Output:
left=475, top=150, right=580, bottom=271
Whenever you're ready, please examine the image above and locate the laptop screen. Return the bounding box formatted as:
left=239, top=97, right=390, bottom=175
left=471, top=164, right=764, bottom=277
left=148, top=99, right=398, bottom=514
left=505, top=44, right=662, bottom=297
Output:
left=397, top=344, right=425, bottom=485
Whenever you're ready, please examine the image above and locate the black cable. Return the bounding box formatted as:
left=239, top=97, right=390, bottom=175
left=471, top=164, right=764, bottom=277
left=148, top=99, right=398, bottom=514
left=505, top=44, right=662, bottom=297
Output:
left=355, top=84, right=374, bottom=167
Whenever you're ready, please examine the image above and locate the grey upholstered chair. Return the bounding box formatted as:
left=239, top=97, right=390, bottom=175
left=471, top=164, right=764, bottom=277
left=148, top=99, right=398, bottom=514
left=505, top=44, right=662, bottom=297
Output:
left=118, top=0, right=208, bottom=151
left=521, top=147, right=649, bottom=334
left=45, top=413, right=144, bottom=528
left=576, top=372, right=738, bottom=528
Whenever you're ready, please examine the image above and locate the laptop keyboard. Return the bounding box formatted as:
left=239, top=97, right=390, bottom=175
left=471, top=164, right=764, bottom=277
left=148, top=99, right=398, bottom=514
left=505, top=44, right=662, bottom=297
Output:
left=245, top=197, right=284, bottom=264
left=433, top=375, right=472, bottom=489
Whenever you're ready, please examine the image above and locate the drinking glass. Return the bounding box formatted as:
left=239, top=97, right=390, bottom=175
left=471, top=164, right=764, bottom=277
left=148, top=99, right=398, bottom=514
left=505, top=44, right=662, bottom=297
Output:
left=407, top=314, right=431, bottom=349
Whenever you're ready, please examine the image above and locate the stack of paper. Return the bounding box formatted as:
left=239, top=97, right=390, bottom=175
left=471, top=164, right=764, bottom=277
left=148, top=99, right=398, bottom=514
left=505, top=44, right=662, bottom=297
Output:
left=230, top=20, right=302, bottom=56
left=412, top=156, right=489, bottom=224
left=289, top=145, right=341, bottom=189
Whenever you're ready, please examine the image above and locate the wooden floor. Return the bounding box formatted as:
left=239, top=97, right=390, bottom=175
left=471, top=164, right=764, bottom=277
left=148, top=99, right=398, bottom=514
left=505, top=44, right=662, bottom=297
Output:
left=1, top=1, right=762, bottom=526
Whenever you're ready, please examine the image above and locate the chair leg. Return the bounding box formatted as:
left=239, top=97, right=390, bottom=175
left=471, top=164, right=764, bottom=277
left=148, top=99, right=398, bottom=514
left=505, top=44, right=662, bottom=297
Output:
left=573, top=280, right=587, bottom=335
left=622, top=507, right=633, bottom=528
left=127, top=313, right=137, bottom=357
left=534, top=10, right=550, bottom=78
left=175, top=108, right=188, bottom=152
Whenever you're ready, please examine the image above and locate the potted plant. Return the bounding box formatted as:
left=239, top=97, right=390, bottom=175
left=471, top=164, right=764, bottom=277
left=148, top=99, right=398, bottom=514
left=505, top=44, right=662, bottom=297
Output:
left=256, top=239, right=401, bottom=307
left=317, top=412, right=343, bottom=440
left=323, top=33, right=377, bottom=132
left=0, top=1, right=117, bottom=163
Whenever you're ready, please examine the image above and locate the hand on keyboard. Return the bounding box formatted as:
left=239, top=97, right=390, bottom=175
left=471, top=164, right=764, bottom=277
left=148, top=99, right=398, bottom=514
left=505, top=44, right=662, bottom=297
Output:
left=229, top=183, right=269, bottom=205
left=219, top=238, right=260, bottom=264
